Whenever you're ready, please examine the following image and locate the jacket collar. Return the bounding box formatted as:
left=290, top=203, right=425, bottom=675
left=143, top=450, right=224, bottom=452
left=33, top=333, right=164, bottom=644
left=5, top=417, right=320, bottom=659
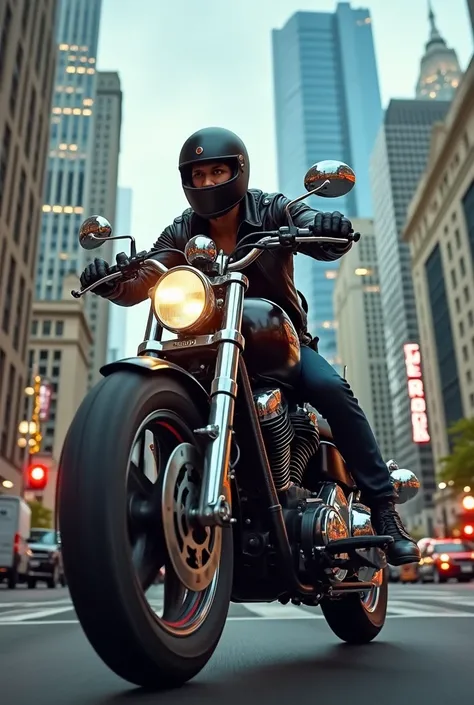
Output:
left=190, top=191, right=262, bottom=236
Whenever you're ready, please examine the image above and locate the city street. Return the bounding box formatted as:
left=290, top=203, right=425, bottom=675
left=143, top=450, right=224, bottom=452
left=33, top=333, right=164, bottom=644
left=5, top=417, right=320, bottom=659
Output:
left=0, top=582, right=473, bottom=705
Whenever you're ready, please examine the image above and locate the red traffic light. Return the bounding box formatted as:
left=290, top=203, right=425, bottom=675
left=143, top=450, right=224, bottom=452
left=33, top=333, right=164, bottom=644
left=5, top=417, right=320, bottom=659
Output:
left=25, top=463, right=48, bottom=491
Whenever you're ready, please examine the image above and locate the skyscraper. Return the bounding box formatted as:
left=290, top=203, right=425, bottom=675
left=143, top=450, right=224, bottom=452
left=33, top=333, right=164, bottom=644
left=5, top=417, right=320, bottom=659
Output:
left=403, top=59, right=474, bottom=538
left=468, top=0, right=474, bottom=36
left=369, top=7, right=458, bottom=533
left=333, top=219, right=394, bottom=461
left=0, top=0, right=58, bottom=494
left=416, top=3, right=462, bottom=101
left=107, top=187, right=132, bottom=364
left=35, top=0, right=102, bottom=303
left=272, top=2, right=382, bottom=368
left=84, top=70, right=122, bottom=386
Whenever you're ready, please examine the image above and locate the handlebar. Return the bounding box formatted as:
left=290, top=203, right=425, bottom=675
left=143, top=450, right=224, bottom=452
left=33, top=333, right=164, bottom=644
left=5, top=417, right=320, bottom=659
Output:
left=71, top=258, right=167, bottom=298
left=228, top=229, right=353, bottom=271
left=71, top=229, right=356, bottom=298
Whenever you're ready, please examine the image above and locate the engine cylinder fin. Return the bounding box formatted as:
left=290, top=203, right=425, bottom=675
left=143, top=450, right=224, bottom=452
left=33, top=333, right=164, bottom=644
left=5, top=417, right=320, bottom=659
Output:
left=259, top=411, right=294, bottom=491
left=254, top=388, right=294, bottom=492
left=289, top=405, right=320, bottom=485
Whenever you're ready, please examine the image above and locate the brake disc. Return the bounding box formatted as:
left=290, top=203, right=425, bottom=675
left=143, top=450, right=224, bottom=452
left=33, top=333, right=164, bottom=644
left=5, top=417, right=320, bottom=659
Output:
left=161, top=443, right=222, bottom=592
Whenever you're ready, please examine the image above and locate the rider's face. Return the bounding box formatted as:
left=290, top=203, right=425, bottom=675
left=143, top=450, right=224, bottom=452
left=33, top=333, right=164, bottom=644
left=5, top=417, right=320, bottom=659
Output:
left=191, top=162, right=232, bottom=188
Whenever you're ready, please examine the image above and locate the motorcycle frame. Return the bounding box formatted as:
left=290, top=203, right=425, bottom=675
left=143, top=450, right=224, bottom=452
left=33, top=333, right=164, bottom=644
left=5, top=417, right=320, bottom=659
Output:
left=126, top=267, right=367, bottom=602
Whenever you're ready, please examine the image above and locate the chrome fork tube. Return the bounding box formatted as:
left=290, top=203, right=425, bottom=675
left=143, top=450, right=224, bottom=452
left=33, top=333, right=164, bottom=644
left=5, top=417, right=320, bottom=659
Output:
left=195, top=274, right=247, bottom=526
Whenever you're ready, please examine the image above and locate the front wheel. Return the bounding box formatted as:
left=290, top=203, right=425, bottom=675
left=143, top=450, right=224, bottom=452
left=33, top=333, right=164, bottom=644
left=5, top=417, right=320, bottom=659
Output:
left=58, top=371, right=233, bottom=689
left=320, top=568, right=388, bottom=644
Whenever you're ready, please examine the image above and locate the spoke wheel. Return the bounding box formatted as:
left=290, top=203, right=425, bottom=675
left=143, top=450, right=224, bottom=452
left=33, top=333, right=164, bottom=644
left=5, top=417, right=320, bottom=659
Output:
left=58, top=371, right=234, bottom=689
left=126, top=413, right=220, bottom=636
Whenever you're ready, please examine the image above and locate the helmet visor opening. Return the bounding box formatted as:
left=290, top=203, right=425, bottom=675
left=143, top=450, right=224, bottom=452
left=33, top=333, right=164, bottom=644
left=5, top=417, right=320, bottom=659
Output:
left=180, top=156, right=239, bottom=188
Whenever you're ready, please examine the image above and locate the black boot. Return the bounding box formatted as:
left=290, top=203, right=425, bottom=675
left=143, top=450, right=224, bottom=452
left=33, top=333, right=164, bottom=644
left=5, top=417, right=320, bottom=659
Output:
left=371, top=502, right=421, bottom=566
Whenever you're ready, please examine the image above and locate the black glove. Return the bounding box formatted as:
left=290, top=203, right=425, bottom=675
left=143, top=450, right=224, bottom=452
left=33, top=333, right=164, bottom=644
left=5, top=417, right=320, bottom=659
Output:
left=80, top=257, right=116, bottom=296
left=313, top=211, right=353, bottom=241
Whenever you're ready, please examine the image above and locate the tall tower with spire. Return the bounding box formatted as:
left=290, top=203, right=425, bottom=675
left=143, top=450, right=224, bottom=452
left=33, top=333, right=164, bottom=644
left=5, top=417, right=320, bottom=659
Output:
left=416, top=1, right=462, bottom=100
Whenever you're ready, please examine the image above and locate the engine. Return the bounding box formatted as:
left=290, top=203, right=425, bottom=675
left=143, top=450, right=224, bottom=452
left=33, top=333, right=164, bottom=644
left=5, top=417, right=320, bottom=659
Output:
left=253, top=388, right=320, bottom=491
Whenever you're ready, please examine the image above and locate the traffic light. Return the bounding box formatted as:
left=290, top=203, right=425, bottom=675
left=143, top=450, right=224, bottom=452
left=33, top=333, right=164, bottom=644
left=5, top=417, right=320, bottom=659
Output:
left=460, top=495, right=474, bottom=537
left=25, top=462, right=48, bottom=491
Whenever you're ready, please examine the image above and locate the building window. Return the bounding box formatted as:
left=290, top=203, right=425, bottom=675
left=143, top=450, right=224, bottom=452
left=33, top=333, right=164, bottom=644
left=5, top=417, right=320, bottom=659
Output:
left=55, top=320, right=64, bottom=336
left=425, top=243, right=463, bottom=435
left=0, top=124, right=12, bottom=213
left=42, top=320, right=51, bottom=335
left=462, top=181, right=474, bottom=262
left=2, top=256, right=16, bottom=333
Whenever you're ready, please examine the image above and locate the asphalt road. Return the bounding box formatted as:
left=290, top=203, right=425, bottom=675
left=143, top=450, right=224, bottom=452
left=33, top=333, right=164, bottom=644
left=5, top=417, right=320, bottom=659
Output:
left=1, top=581, right=473, bottom=705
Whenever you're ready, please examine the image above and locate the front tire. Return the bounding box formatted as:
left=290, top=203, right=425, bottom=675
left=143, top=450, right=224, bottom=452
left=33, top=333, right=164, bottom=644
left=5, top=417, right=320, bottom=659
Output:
left=320, top=568, right=388, bottom=644
left=58, top=371, right=233, bottom=689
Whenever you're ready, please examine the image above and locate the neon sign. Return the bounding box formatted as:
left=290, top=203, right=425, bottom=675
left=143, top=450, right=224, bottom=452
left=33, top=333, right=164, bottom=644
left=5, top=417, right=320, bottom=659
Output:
left=38, top=380, right=52, bottom=422
left=404, top=342, right=430, bottom=444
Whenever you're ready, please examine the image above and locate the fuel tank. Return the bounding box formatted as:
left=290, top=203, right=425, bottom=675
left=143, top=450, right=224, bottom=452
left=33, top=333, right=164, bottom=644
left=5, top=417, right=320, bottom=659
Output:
left=242, top=298, right=301, bottom=384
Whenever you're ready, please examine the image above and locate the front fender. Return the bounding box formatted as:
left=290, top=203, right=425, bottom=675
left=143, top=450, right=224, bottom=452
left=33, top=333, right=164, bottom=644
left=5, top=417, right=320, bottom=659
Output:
left=100, top=356, right=210, bottom=416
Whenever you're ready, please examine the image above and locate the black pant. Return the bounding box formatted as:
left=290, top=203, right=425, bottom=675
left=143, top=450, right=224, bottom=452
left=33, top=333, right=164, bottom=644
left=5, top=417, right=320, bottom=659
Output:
left=296, top=346, right=394, bottom=502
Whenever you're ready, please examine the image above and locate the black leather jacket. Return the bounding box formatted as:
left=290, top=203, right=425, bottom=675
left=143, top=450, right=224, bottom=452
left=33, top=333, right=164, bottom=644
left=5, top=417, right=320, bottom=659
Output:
left=105, top=189, right=352, bottom=345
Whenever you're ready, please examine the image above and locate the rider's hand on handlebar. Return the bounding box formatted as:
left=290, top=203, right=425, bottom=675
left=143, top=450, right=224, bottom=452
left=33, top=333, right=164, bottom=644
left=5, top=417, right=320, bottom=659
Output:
left=80, top=257, right=117, bottom=295
left=312, top=211, right=359, bottom=243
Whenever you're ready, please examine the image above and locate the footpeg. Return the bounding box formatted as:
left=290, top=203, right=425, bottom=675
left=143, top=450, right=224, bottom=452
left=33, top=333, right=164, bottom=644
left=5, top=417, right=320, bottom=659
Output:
left=325, top=535, right=393, bottom=554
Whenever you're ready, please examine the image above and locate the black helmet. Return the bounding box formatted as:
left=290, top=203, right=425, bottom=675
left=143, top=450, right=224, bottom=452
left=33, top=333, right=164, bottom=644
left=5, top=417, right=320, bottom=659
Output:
left=179, top=127, right=250, bottom=219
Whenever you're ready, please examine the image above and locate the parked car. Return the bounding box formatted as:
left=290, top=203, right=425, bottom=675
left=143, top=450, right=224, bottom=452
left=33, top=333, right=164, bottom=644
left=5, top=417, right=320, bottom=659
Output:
left=0, top=496, right=31, bottom=588
left=26, top=528, right=66, bottom=588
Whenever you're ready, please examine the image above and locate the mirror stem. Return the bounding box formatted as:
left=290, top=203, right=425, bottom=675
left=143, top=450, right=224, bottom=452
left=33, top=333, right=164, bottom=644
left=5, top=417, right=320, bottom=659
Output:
left=284, top=180, right=331, bottom=225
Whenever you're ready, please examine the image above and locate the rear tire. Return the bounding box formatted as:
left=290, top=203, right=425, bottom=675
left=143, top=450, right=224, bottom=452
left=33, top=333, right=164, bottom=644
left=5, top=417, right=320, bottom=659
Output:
left=320, top=568, right=388, bottom=644
left=58, top=371, right=233, bottom=689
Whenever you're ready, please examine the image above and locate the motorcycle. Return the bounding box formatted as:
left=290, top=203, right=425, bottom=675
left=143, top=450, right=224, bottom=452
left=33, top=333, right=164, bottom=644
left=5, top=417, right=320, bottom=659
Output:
left=57, top=159, right=420, bottom=689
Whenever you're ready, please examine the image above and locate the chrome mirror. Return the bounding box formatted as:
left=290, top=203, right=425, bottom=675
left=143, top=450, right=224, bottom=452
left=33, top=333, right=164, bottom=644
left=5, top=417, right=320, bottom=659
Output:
left=304, top=160, right=356, bottom=198
left=387, top=461, right=421, bottom=505
left=185, top=235, right=218, bottom=269
left=79, top=215, right=113, bottom=250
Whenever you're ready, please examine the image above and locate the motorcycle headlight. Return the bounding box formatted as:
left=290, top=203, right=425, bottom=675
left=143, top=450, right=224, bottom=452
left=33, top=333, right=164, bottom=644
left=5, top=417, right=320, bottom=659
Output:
left=151, top=266, right=215, bottom=333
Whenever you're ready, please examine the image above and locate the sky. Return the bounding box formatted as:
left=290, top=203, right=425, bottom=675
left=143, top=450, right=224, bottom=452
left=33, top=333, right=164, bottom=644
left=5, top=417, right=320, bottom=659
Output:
left=95, top=0, right=473, bottom=355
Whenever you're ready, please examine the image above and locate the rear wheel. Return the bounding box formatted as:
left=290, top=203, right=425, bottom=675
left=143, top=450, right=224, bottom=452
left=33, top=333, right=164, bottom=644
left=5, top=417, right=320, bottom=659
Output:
left=58, top=371, right=233, bottom=689
left=320, top=568, right=388, bottom=644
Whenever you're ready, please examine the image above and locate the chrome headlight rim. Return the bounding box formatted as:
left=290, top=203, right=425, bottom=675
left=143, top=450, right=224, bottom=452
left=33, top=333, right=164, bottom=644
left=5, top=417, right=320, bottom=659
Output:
left=151, top=265, right=216, bottom=334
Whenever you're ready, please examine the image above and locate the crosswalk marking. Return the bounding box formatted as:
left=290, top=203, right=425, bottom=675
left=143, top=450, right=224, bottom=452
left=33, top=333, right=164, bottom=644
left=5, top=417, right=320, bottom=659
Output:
left=1, top=586, right=473, bottom=624
left=229, top=603, right=320, bottom=620
left=0, top=606, right=75, bottom=622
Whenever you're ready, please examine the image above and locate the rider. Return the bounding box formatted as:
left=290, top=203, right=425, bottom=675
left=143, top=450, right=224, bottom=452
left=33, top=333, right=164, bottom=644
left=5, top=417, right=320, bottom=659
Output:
left=80, top=126, right=421, bottom=567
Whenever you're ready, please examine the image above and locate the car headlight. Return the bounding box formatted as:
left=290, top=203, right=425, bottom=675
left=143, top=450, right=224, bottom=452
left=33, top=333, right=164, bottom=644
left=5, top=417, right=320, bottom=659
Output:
left=151, top=266, right=215, bottom=333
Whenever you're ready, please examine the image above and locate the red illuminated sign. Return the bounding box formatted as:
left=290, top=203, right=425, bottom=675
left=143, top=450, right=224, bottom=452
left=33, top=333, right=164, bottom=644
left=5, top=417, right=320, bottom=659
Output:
left=404, top=343, right=430, bottom=444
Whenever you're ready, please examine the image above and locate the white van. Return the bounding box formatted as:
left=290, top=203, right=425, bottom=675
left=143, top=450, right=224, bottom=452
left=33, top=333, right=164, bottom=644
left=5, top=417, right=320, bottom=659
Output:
left=0, top=495, right=32, bottom=588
